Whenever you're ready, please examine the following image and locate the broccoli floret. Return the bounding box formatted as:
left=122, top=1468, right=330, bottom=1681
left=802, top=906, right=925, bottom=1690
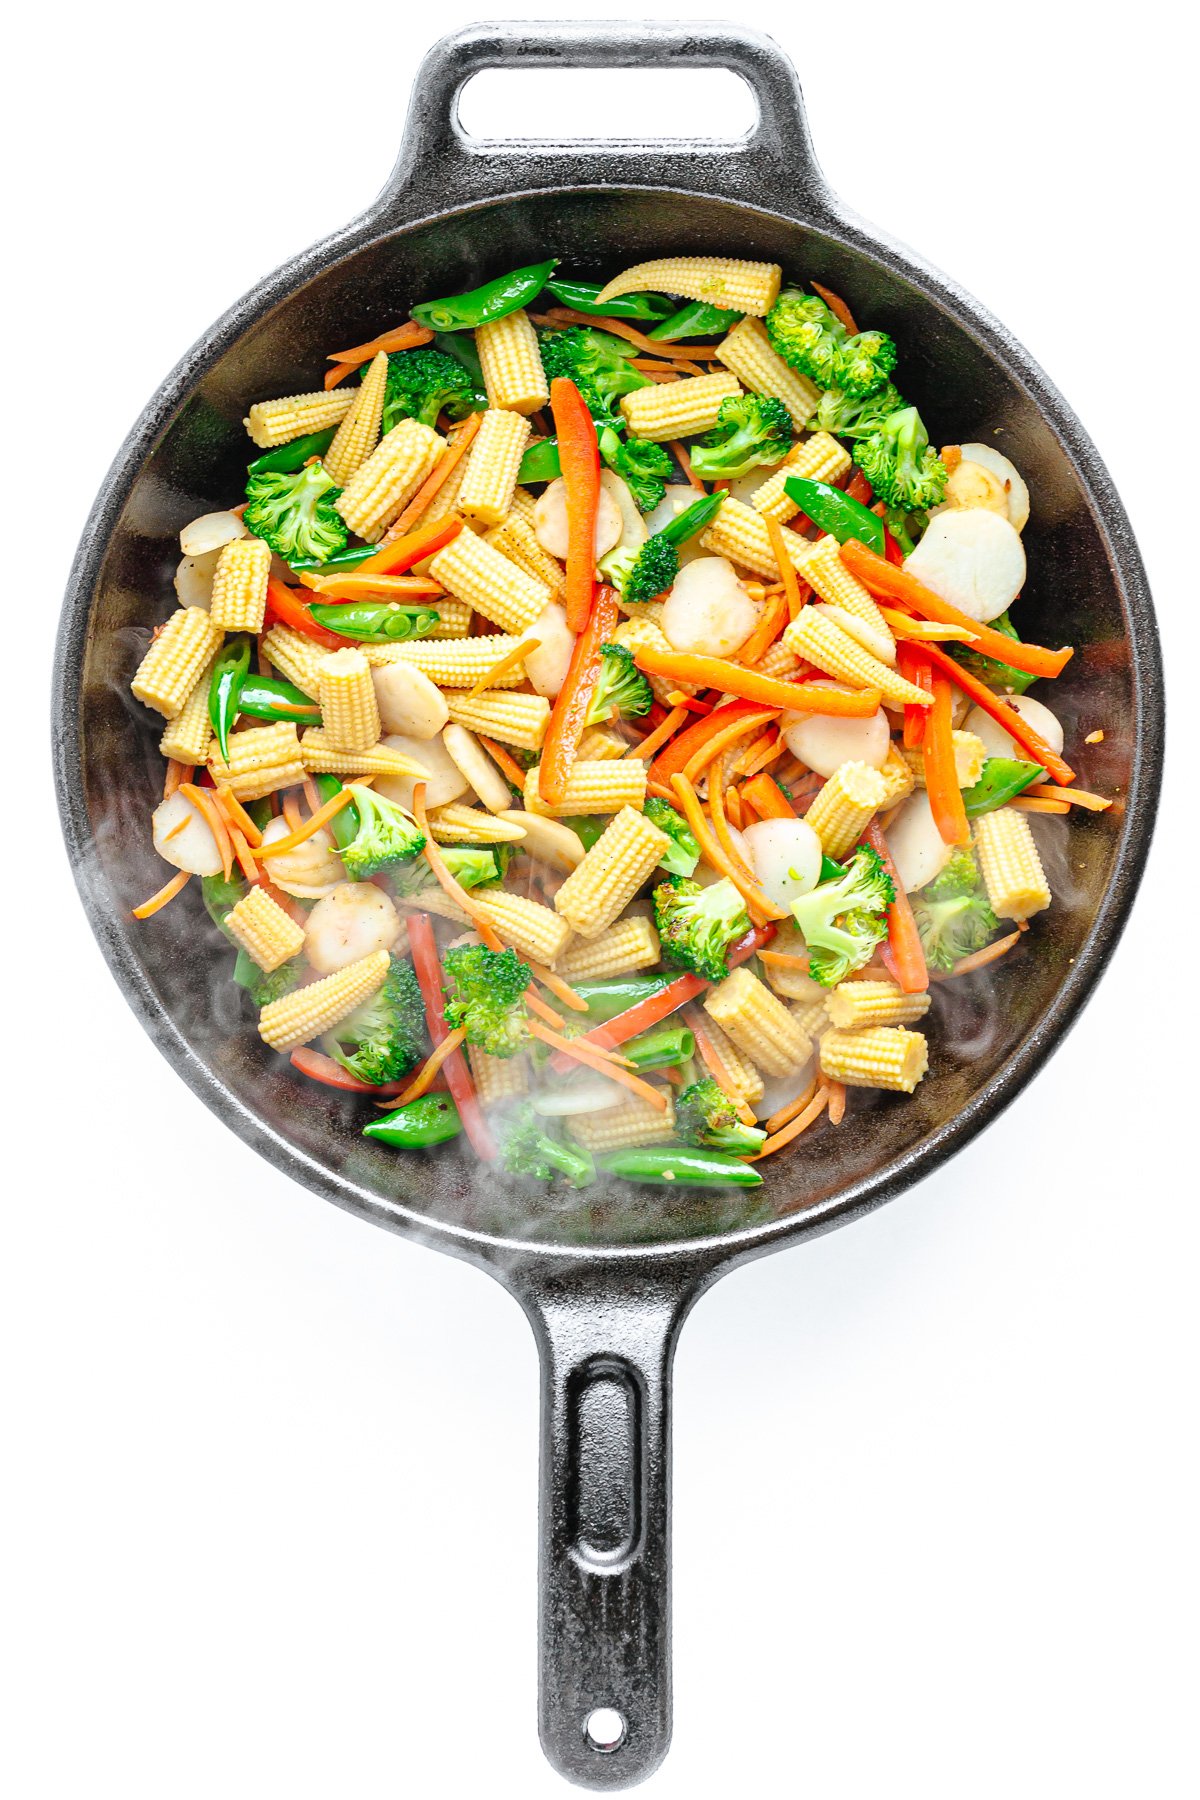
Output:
left=236, top=951, right=299, bottom=1007
left=243, top=461, right=347, bottom=565
left=600, top=533, right=679, bottom=605
left=674, top=1077, right=766, bottom=1155
left=598, top=426, right=674, bottom=512
left=322, top=955, right=427, bottom=1085
left=202, top=870, right=247, bottom=938
left=653, top=877, right=750, bottom=983
left=910, top=847, right=998, bottom=971
left=948, top=608, right=1038, bottom=696
left=765, top=290, right=846, bottom=387
left=338, top=786, right=426, bottom=881
left=537, top=327, right=651, bottom=429
left=442, top=945, right=531, bottom=1058
left=586, top=644, right=653, bottom=724
left=831, top=329, right=898, bottom=399
left=690, top=395, right=793, bottom=481
left=790, top=844, right=895, bottom=987
left=643, top=798, right=700, bottom=877
left=814, top=381, right=905, bottom=440
left=855, top=406, right=948, bottom=514
left=379, top=346, right=486, bottom=432
left=499, top=1103, right=596, bottom=1187
left=390, top=846, right=507, bottom=898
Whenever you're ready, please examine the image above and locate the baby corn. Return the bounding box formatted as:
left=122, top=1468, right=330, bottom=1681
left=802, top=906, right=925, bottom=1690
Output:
left=132, top=608, right=223, bottom=718
left=716, top=316, right=820, bottom=427
left=596, top=256, right=782, bottom=316
left=476, top=308, right=550, bottom=414
left=523, top=761, right=647, bottom=817
left=620, top=369, right=743, bottom=442
left=554, top=807, right=670, bottom=941
left=819, top=1026, right=929, bottom=1093
left=458, top=409, right=530, bottom=527
left=225, top=886, right=305, bottom=973
left=259, top=950, right=390, bottom=1053
left=244, top=388, right=354, bottom=449
left=704, top=968, right=811, bottom=1079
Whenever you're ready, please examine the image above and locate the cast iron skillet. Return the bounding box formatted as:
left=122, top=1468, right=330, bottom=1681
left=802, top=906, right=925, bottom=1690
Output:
left=53, top=20, right=1163, bottom=1789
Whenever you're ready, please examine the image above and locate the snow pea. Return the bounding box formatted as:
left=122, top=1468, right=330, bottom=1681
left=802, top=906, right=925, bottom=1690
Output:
left=646, top=301, right=743, bottom=341
left=545, top=279, right=675, bottom=322
left=596, top=1146, right=763, bottom=1188
left=236, top=674, right=321, bottom=723
left=306, top=602, right=442, bottom=642
left=561, top=816, right=609, bottom=853
left=288, top=542, right=377, bottom=573
left=432, top=331, right=486, bottom=388
left=518, top=438, right=562, bottom=484
left=208, top=635, right=252, bottom=760
left=411, top=258, right=559, bottom=333
left=364, top=1094, right=463, bottom=1149
left=784, top=476, right=885, bottom=554
left=660, top=490, right=725, bottom=545
left=622, top=1026, right=695, bottom=1071
left=247, top=428, right=339, bottom=476
left=572, top=975, right=672, bottom=1021
left=961, top=758, right=1047, bottom=818
left=313, top=774, right=360, bottom=848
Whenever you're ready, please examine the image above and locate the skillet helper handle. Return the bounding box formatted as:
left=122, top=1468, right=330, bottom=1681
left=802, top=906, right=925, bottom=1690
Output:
left=521, top=1272, right=690, bottom=1790
left=382, top=20, right=829, bottom=215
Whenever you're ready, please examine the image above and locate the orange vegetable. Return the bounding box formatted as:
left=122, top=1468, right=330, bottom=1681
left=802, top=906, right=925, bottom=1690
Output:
left=255, top=782, right=362, bottom=858
left=538, top=582, right=619, bottom=804
left=476, top=735, right=529, bottom=791
left=741, top=772, right=796, bottom=820
left=132, top=869, right=191, bottom=920
left=406, top=910, right=495, bottom=1160
left=388, top=1026, right=469, bottom=1108
left=671, top=439, right=704, bottom=491
left=629, top=703, right=690, bottom=762
left=919, top=641, right=1075, bottom=785
left=752, top=1083, right=830, bottom=1158
left=764, top=515, right=804, bottom=620
left=179, top=781, right=234, bottom=881
left=326, top=320, right=433, bottom=367
left=898, top=642, right=933, bottom=748
left=682, top=707, right=776, bottom=783
left=861, top=820, right=929, bottom=994
left=385, top=411, right=483, bottom=539
left=810, top=281, right=859, bottom=335
left=738, top=591, right=790, bottom=665
left=527, top=1020, right=670, bottom=1110
left=550, top=376, right=602, bottom=633
left=764, top=1076, right=820, bottom=1135
left=633, top=646, right=883, bottom=717
left=921, top=670, right=970, bottom=846
left=671, top=774, right=787, bottom=923
left=356, top=514, right=463, bottom=577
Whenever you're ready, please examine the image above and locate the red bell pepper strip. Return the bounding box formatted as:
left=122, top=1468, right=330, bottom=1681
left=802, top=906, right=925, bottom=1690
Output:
left=741, top=772, right=797, bottom=820
left=289, top=1047, right=432, bottom=1097
left=883, top=527, right=905, bottom=567
left=861, top=820, right=929, bottom=994
left=538, top=583, right=619, bottom=805
left=898, top=643, right=934, bottom=748
left=839, top=538, right=1073, bottom=680
left=550, top=376, right=602, bottom=633
left=548, top=925, right=777, bottom=1072
left=356, top=514, right=462, bottom=576
left=846, top=468, right=873, bottom=506
left=264, top=577, right=344, bottom=648
left=406, top=911, right=496, bottom=1160
left=648, top=699, right=767, bottom=791
left=916, top=641, right=1075, bottom=785
left=921, top=669, right=970, bottom=846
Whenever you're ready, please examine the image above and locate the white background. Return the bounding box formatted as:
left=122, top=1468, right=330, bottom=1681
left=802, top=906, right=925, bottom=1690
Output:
left=5, top=3, right=1195, bottom=1795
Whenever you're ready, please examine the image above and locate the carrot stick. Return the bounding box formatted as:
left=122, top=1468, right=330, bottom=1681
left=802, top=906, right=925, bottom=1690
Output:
left=468, top=636, right=541, bottom=698
left=633, top=646, right=882, bottom=717
left=921, top=671, right=970, bottom=846
left=526, top=990, right=567, bottom=1030
left=765, top=516, right=804, bottom=619
left=254, top=783, right=361, bottom=858
left=877, top=606, right=977, bottom=644
left=411, top=784, right=506, bottom=949
left=551, top=376, right=601, bottom=633
left=132, top=869, right=192, bottom=919
left=725, top=786, right=744, bottom=828
left=839, top=539, right=1073, bottom=680
left=765, top=1076, right=820, bottom=1135
left=684, top=1007, right=758, bottom=1127
left=1010, top=797, right=1071, bottom=815
left=385, top=411, right=484, bottom=539
left=179, top=782, right=234, bottom=882
left=738, top=592, right=789, bottom=665
left=528, top=1020, right=670, bottom=1110
left=475, top=735, right=528, bottom=791
left=929, top=928, right=1024, bottom=980
left=356, top=514, right=462, bottom=577
left=682, top=708, right=777, bottom=783
left=861, top=820, right=929, bottom=994
left=918, top=641, right=1076, bottom=784
left=324, top=363, right=358, bottom=391
left=810, top=281, right=859, bottom=335
left=326, top=320, right=433, bottom=365
left=289, top=1046, right=417, bottom=1096
left=405, top=911, right=495, bottom=1160
left=752, top=1083, right=830, bottom=1157
left=387, top=1027, right=469, bottom=1108
left=265, top=577, right=345, bottom=648
left=758, top=949, right=810, bottom=971
left=539, top=582, right=619, bottom=804
left=295, top=573, right=446, bottom=599
left=671, top=774, right=787, bottom=923
left=1023, top=784, right=1112, bottom=812
left=708, top=776, right=756, bottom=887
left=826, top=1079, right=847, bottom=1125
left=214, top=786, right=263, bottom=848
left=648, top=699, right=765, bottom=790
left=741, top=771, right=797, bottom=820
left=532, top=308, right=720, bottom=361
left=526, top=961, right=590, bottom=1013
left=163, top=759, right=192, bottom=800
left=671, top=440, right=704, bottom=491
left=628, top=703, right=690, bottom=761
left=730, top=728, right=777, bottom=777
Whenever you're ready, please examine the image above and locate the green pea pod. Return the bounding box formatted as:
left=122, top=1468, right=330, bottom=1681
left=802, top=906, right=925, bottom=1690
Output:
left=364, top=1094, right=463, bottom=1149
left=432, top=331, right=486, bottom=388
left=646, top=302, right=743, bottom=342
left=313, top=774, right=361, bottom=850
left=247, top=427, right=339, bottom=477
left=596, top=1146, right=763, bottom=1188
left=288, top=541, right=377, bottom=573
left=561, top=815, right=609, bottom=853
left=819, top=854, right=846, bottom=885
left=545, top=279, right=676, bottom=321
left=308, top=602, right=442, bottom=642
left=961, top=757, right=1047, bottom=818
left=623, top=1027, right=695, bottom=1071
left=518, top=438, right=562, bottom=484
left=573, top=975, right=672, bottom=1021
left=237, top=675, right=322, bottom=723
left=412, top=258, right=559, bottom=333
left=784, top=476, right=886, bottom=555
left=208, top=636, right=252, bottom=761
left=660, top=490, right=725, bottom=547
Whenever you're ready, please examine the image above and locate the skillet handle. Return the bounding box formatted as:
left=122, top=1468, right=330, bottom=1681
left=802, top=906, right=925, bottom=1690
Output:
left=516, top=1267, right=699, bottom=1790
left=381, top=20, right=829, bottom=215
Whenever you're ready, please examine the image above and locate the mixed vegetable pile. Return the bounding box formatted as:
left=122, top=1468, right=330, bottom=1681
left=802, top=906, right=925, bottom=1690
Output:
left=129, top=254, right=1112, bottom=1198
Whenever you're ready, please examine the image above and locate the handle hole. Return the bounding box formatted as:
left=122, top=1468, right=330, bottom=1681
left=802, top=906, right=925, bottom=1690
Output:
left=457, top=68, right=758, bottom=143
left=585, top=1708, right=627, bottom=1753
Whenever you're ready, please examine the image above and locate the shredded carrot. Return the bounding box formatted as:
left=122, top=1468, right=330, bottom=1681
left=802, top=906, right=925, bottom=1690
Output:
left=685, top=1007, right=758, bottom=1127
left=670, top=440, right=704, bottom=491
left=526, top=990, right=567, bottom=1030
left=410, top=783, right=506, bottom=947
left=214, top=785, right=263, bottom=848
left=468, top=636, right=541, bottom=699
left=941, top=445, right=963, bottom=475
left=765, top=1076, right=820, bottom=1135
left=738, top=591, right=790, bottom=664
left=753, top=1082, right=830, bottom=1157
left=527, top=961, right=589, bottom=1013
left=256, top=783, right=360, bottom=858
left=920, top=643, right=1076, bottom=785
left=758, top=949, right=811, bottom=971
left=1010, top=797, right=1071, bottom=815
left=179, top=782, right=234, bottom=881
left=632, top=363, right=683, bottom=380
left=628, top=703, right=690, bottom=761
left=764, top=515, right=804, bottom=619
left=326, top=320, right=433, bottom=367
left=670, top=774, right=787, bottom=923
left=163, top=759, right=192, bottom=799
left=132, top=869, right=191, bottom=919
left=809, top=281, right=858, bottom=335
left=1023, top=784, right=1112, bottom=812
left=633, top=645, right=882, bottom=717
left=295, top=572, right=446, bottom=600
left=930, top=929, right=1024, bottom=980
left=324, top=362, right=358, bottom=390
left=742, top=771, right=797, bottom=821
left=730, top=728, right=778, bottom=778
left=921, top=670, right=970, bottom=847
left=162, top=817, right=190, bottom=844
left=682, top=708, right=777, bottom=783
left=476, top=734, right=528, bottom=790
left=226, top=823, right=258, bottom=883
left=877, top=606, right=977, bottom=644
left=709, top=776, right=756, bottom=884
left=282, top=793, right=305, bottom=835
left=527, top=1020, right=670, bottom=1109
left=389, top=1027, right=469, bottom=1108
left=385, top=411, right=484, bottom=539
left=826, top=1080, right=847, bottom=1126
left=358, top=514, right=463, bottom=577
left=532, top=308, right=721, bottom=362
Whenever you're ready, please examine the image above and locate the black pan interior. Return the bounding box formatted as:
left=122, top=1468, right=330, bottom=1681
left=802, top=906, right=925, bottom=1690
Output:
left=69, top=189, right=1147, bottom=1249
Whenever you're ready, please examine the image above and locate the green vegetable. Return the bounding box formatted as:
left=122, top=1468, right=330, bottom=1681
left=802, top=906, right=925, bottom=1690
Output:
left=600, top=491, right=725, bottom=604
left=208, top=635, right=252, bottom=761
left=442, top=944, right=531, bottom=1058
left=910, top=847, right=998, bottom=971
left=598, top=426, right=674, bottom=513
left=411, top=258, right=559, bottom=332
left=517, top=438, right=563, bottom=484
left=322, top=955, right=428, bottom=1085
left=234, top=948, right=299, bottom=1007
left=561, top=816, right=609, bottom=853
left=500, top=1102, right=596, bottom=1187
left=813, top=382, right=905, bottom=441
left=690, top=395, right=793, bottom=481
left=236, top=674, right=321, bottom=724
left=832, top=329, right=897, bottom=398
left=378, top=346, right=486, bottom=432
left=391, top=845, right=509, bottom=897
left=201, top=870, right=246, bottom=938
left=646, top=301, right=743, bottom=341
left=312, top=774, right=360, bottom=852
left=573, top=975, right=671, bottom=1021
left=431, top=331, right=486, bottom=388
left=765, top=290, right=848, bottom=388
left=961, top=757, right=1046, bottom=818
left=643, top=797, right=700, bottom=877
left=674, top=1077, right=767, bottom=1155
left=243, top=461, right=348, bottom=564
left=544, top=280, right=674, bottom=321
left=288, top=542, right=377, bottom=574
left=622, top=1026, right=695, bottom=1071
left=783, top=476, right=885, bottom=554
left=653, top=876, right=751, bottom=983
left=586, top=643, right=653, bottom=724
left=307, top=601, right=442, bottom=642
left=247, top=427, right=339, bottom=476
left=855, top=406, right=947, bottom=514
left=790, top=843, right=894, bottom=987
left=537, top=326, right=652, bottom=430
left=338, top=785, right=425, bottom=880
left=948, top=609, right=1038, bottom=696
left=364, top=1093, right=463, bottom=1149
left=595, top=1146, right=763, bottom=1188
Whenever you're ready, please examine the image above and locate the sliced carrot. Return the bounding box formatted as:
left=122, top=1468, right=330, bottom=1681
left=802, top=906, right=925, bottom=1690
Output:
left=526, top=990, right=567, bottom=1030
left=254, top=782, right=361, bottom=858
left=324, top=363, right=357, bottom=390
left=919, top=642, right=1076, bottom=785
left=163, top=759, right=192, bottom=800
left=877, top=606, right=977, bottom=645
left=282, top=793, right=305, bottom=835
left=810, top=281, right=859, bottom=335
left=861, top=820, right=929, bottom=994
left=671, top=774, right=787, bottom=923
left=1010, top=797, right=1072, bottom=814
left=528, top=1020, right=670, bottom=1110
left=179, top=782, right=234, bottom=881
left=929, top=928, right=1024, bottom=980
left=533, top=307, right=720, bottom=361
left=406, top=911, right=495, bottom=1159
left=1023, top=784, right=1112, bottom=812
left=538, top=582, right=619, bottom=804
left=708, top=774, right=756, bottom=885
left=765, top=1076, right=820, bottom=1135
left=326, top=320, right=433, bottom=365
left=265, top=577, right=345, bottom=648
left=684, top=1006, right=758, bottom=1127
left=633, top=646, right=882, bottom=717
left=476, top=734, right=529, bottom=791
left=527, top=961, right=589, bottom=1013
left=752, top=1083, right=830, bottom=1157
left=648, top=699, right=765, bottom=790
left=765, top=515, right=804, bottom=619
left=628, top=703, right=690, bottom=761
left=385, top=411, right=484, bottom=539
left=921, top=670, right=970, bottom=846
left=468, top=636, right=541, bottom=699
left=682, top=708, right=777, bottom=783
left=741, top=771, right=797, bottom=821
left=356, top=514, right=462, bottom=577
left=826, top=1079, right=847, bottom=1126
left=738, top=592, right=790, bottom=665
left=296, top=572, right=446, bottom=599
left=411, top=783, right=505, bottom=949
left=132, top=869, right=192, bottom=919
left=388, top=1027, right=470, bottom=1108
left=214, top=785, right=263, bottom=849
left=758, top=949, right=811, bottom=971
